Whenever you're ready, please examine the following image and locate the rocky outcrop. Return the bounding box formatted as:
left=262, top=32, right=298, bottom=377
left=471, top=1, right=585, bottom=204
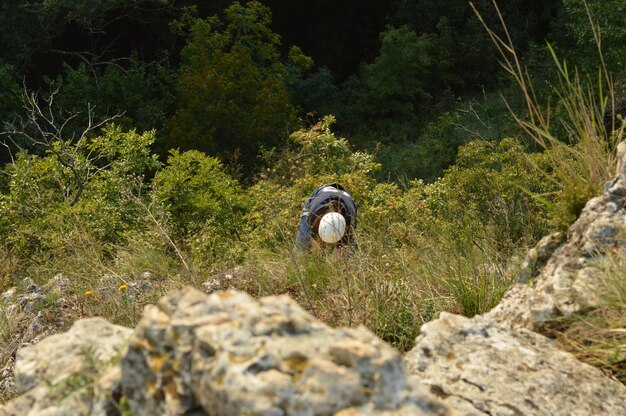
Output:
left=1, top=289, right=450, bottom=416
left=488, top=144, right=626, bottom=330
left=402, top=143, right=626, bottom=415
left=120, top=288, right=448, bottom=416
left=0, top=274, right=75, bottom=399
left=2, top=285, right=625, bottom=415
left=4, top=148, right=626, bottom=415
left=5, top=286, right=622, bottom=416
left=405, top=312, right=626, bottom=416
left=1, top=318, right=132, bottom=416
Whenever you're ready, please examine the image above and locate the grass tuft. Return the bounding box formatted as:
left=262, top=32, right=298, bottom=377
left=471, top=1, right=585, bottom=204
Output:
left=234, top=229, right=517, bottom=352
left=472, top=0, right=624, bottom=230
left=552, top=249, right=626, bottom=384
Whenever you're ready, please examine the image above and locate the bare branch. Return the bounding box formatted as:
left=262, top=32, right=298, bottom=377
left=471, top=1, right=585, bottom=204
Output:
left=0, top=84, right=123, bottom=206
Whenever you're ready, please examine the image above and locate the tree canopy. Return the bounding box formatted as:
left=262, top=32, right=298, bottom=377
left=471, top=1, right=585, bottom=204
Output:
left=0, top=0, right=623, bottom=175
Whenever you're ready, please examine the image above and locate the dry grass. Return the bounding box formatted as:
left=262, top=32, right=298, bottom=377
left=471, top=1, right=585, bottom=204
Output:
left=472, top=0, right=624, bottom=230
left=552, top=250, right=626, bottom=384
left=234, top=229, right=517, bottom=352
left=0, top=246, right=18, bottom=294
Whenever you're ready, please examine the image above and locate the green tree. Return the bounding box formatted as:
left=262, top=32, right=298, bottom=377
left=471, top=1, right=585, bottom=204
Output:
left=562, top=0, right=626, bottom=71
left=168, top=1, right=298, bottom=169
left=390, top=0, right=562, bottom=89
left=0, top=62, right=20, bottom=117
left=47, top=58, right=175, bottom=139
left=290, top=66, right=338, bottom=117
left=0, top=61, right=22, bottom=164
left=336, top=26, right=434, bottom=142
left=335, top=23, right=466, bottom=144
left=363, top=27, right=436, bottom=125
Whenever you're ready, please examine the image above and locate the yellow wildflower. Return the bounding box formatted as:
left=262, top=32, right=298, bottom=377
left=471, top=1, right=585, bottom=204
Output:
left=84, top=290, right=94, bottom=297
left=118, top=284, right=128, bottom=292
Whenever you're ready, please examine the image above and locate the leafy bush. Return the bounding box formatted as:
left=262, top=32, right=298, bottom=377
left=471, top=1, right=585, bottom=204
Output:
left=153, top=150, right=250, bottom=267
left=168, top=1, right=298, bottom=168
left=0, top=126, right=160, bottom=262
left=409, top=138, right=554, bottom=252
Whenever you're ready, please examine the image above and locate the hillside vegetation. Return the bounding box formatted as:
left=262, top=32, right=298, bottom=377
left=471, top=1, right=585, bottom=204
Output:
left=1, top=0, right=625, bottom=398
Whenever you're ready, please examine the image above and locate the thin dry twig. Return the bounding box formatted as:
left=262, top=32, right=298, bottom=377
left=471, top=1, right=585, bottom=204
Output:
left=1, top=85, right=123, bottom=206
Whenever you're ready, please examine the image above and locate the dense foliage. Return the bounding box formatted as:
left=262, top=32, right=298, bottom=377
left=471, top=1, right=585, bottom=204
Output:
left=0, top=0, right=624, bottom=369
left=1, top=0, right=617, bottom=171
left=167, top=2, right=297, bottom=166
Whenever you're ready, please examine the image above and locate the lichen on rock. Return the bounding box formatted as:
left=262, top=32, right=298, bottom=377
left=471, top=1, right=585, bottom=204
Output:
left=488, top=146, right=626, bottom=330
left=120, top=288, right=448, bottom=416
left=405, top=312, right=626, bottom=416
left=1, top=318, right=132, bottom=416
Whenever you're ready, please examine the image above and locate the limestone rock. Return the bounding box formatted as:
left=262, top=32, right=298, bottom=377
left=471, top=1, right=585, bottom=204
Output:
left=120, top=288, right=449, bottom=416
left=0, top=274, right=82, bottom=403
left=488, top=149, right=626, bottom=330
left=0, top=358, right=15, bottom=394
left=0, top=384, right=96, bottom=416
left=44, top=274, right=70, bottom=293
left=1, top=287, right=16, bottom=305
left=516, top=232, right=564, bottom=284
left=201, top=277, right=221, bottom=294
left=405, top=312, right=626, bottom=416
left=2, top=318, right=132, bottom=416
left=201, top=267, right=246, bottom=294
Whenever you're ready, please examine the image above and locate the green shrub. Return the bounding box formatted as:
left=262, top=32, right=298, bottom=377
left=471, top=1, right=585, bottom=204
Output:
left=401, top=138, right=554, bottom=252
left=153, top=150, right=250, bottom=267
left=0, top=126, right=160, bottom=270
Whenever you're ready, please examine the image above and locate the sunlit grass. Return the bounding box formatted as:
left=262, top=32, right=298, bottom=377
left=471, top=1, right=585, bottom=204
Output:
left=473, top=0, right=624, bottom=230
left=234, top=225, right=518, bottom=352
left=551, top=249, right=626, bottom=383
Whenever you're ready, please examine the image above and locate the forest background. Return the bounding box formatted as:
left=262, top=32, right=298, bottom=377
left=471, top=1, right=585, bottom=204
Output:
left=0, top=0, right=625, bottom=385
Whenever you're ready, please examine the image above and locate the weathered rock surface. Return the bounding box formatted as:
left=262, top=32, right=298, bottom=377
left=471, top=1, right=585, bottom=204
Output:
left=2, top=283, right=625, bottom=415
left=405, top=312, right=626, bottom=416
left=120, top=288, right=449, bottom=416
left=1, top=318, right=132, bottom=416
left=201, top=266, right=246, bottom=294
left=5, top=146, right=626, bottom=415
left=488, top=144, right=626, bottom=330
left=0, top=274, right=76, bottom=401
